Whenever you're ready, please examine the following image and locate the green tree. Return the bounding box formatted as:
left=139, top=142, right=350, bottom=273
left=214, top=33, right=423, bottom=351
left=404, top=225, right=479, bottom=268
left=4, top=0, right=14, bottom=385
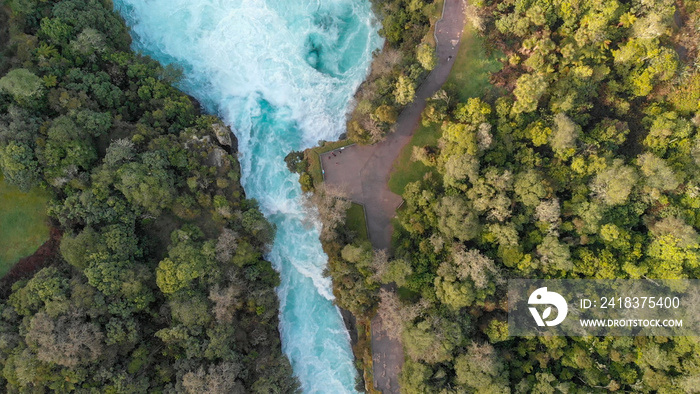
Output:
left=8, top=267, right=70, bottom=317
left=116, top=155, right=175, bottom=216
left=0, top=69, right=45, bottom=105
left=60, top=227, right=105, bottom=269
left=399, top=359, right=432, bottom=394
left=416, top=43, right=436, bottom=71
left=637, top=152, right=680, bottom=192
left=43, top=116, right=97, bottom=180
left=156, top=236, right=216, bottom=294
left=374, top=104, right=398, bottom=123
left=537, top=235, right=573, bottom=272
left=512, top=73, right=548, bottom=114
left=454, top=343, right=509, bottom=393
left=403, top=318, right=462, bottom=363
left=514, top=168, right=547, bottom=207
left=590, top=160, right=638, bottom=206
left=549, top=113, right=579, bottom=158
left=0, top=142, right=40, bottom=191
left=394, top=75, right=416, bottom=105
left=436, top=196, right=480, bottom=241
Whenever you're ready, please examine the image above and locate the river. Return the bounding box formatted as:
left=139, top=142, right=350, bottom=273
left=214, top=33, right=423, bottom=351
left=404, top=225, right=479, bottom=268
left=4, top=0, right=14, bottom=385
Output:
left=113, top=0, right=381, bottom=392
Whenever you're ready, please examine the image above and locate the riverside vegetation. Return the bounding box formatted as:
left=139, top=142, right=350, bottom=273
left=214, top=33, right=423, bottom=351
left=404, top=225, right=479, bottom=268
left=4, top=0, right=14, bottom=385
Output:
left=348, top=0, right=445, bottom=144
left=286, top=0, right=451, bottom=390
left=286, top=0, right=450, bottom=321
left=301, top=0, right=700, bottom=392
left=0, top=0, right=299, bottom=392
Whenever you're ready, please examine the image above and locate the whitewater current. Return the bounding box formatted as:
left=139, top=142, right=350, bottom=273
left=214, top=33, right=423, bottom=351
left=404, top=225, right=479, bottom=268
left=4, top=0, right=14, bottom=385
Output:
left=114, top=0, right=382, bottom=392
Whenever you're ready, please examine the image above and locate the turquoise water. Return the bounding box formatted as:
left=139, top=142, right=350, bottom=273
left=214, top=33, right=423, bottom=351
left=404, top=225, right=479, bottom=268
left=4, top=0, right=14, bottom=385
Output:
left=113, top=0, right=382, bottom=392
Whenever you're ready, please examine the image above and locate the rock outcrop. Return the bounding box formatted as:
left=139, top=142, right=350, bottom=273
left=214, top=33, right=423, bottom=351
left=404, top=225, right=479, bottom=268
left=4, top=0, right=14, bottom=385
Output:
left=212, top=123, right=239, bottom=153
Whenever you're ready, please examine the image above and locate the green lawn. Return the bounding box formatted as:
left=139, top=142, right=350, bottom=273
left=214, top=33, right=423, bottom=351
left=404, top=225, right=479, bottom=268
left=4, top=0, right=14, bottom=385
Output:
left=0, top=177, right=50, bottom=276
left=388, top=23, right=503, bottom=196
left=387, top=122, right=441, bottom=195
left=446, top=24, right=504, bottom=103
left=346, top=202, right=369, bottom=241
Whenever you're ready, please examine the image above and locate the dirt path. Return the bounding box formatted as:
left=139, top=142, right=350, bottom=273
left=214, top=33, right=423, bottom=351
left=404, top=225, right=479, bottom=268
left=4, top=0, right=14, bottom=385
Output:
left=322, top=0, right=467, bottom=251
left=321, top=1, right=468, bottom=392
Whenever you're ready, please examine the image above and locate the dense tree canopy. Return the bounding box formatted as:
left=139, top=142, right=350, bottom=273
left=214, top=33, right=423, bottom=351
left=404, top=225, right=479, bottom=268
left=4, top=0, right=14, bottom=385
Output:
left=362, top=0, right=700, bottom=392
left=0, top=1, right=298, bottom=392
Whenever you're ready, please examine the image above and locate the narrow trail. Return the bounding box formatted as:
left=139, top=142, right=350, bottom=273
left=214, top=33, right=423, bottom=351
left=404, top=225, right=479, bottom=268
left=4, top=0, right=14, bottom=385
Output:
left=321, top=1, right=468, bottom=392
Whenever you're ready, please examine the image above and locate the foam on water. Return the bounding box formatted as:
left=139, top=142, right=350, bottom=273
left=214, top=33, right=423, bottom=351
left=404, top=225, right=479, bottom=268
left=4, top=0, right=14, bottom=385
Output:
left=114, top=0, right=382, bottom=392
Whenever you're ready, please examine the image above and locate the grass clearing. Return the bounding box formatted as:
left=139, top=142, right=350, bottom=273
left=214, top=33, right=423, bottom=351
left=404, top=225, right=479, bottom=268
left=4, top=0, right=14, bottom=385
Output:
left=388, top=23, right=503, bottom=196
left=446, top=24, right=504, bottom=103
left=0, top=177, right=50, bottom=276
left=388, top=122, right=441, bottom=195
left=346, top=202, right=369, bottom=241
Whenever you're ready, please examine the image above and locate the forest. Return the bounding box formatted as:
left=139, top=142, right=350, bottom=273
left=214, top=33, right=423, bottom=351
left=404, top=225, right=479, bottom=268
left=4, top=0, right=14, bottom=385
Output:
left=307, top=0, right=700, bottom=392
left=0, top=0, right=298, bottom=392
left=3, top=0, right=700, bottom=391
left=395, top=0, right=700, bottom=391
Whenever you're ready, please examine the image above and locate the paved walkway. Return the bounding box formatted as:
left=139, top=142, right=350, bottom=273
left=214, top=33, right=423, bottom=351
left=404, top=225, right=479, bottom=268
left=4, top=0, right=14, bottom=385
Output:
left=322, top=1, right=468, bottom=392
left=322, top=0, right=467, bottom=250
